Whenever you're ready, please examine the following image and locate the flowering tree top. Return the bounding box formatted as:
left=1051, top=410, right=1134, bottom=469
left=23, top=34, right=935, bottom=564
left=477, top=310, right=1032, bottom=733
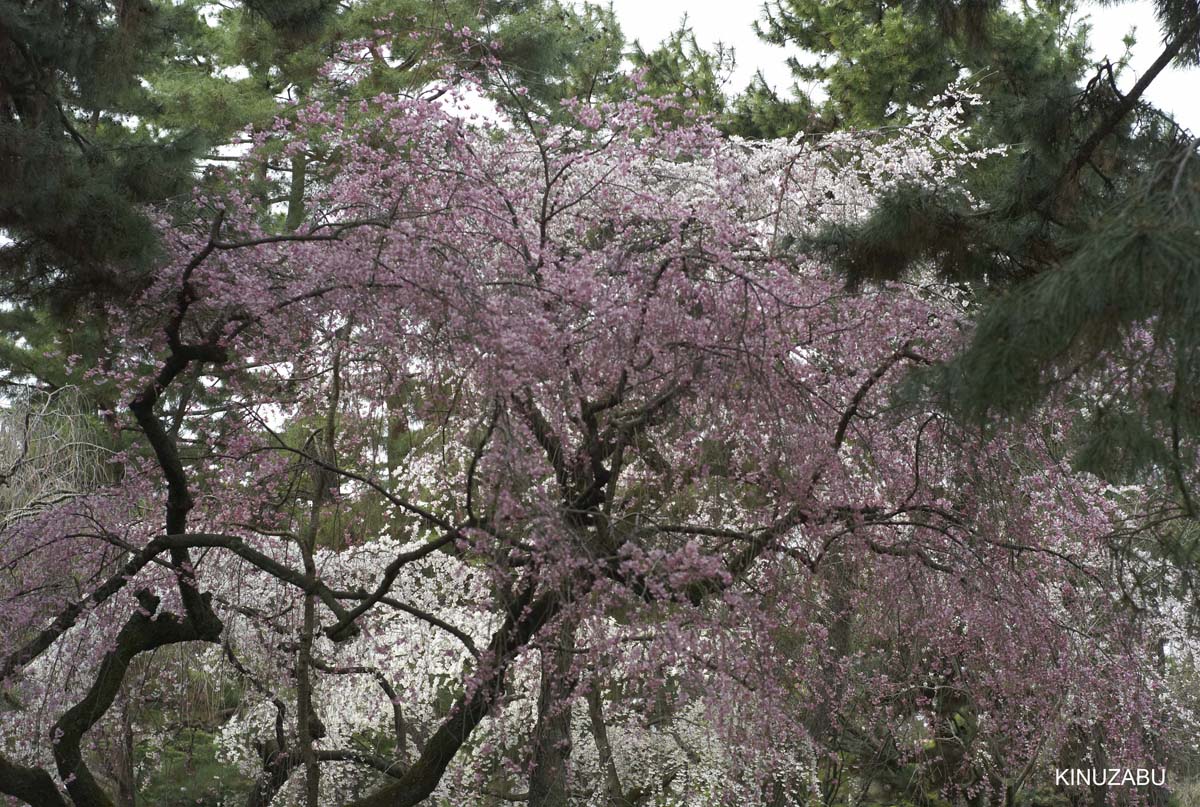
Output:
left=0, top=83, right=1186, bottom=807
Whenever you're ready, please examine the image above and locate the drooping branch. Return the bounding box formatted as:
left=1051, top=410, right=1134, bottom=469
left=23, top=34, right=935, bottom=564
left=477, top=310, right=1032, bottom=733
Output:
left=465, top=400, right=502, bottom=524
left=585, top=685, right=627, bottom=807
left=129, top=219, right=228, bottom=628
left=309, top=658, right=407, bottom=747
left=315, top=750, right=406, bottom=778
left=514, top=391, right=574, bottom=497
left=256, top=419, right=463, bottom=535
left=831, top=342, right=921, bottom=452
left=323, top=530, right=463, bottom=642
left=332, top=591, right=480, bottom=658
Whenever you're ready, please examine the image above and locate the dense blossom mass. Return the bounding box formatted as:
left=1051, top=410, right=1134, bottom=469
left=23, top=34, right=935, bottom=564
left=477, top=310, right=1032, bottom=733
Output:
left=0, top=80, right=1193, bottom=807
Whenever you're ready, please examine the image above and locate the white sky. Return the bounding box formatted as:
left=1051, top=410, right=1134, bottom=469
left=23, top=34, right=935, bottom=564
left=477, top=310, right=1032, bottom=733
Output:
left=607, top=0, right=1200, bottom=132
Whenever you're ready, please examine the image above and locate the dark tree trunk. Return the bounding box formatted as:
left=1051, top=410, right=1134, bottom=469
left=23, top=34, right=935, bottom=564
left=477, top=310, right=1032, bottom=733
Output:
left=528, top=620, right=578, bottom=807
left=116, top=699, right=137, bottom=807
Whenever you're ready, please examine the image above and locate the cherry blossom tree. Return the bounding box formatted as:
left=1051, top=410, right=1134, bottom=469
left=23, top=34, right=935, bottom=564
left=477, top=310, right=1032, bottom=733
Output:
left=0, top=81, right=1189, bottom=807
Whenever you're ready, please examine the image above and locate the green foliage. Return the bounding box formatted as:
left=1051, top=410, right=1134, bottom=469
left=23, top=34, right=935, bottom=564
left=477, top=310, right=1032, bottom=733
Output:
left=766, top=0, right=1115, bottom=284
left=754, top=0, right=1090, bottom=128
left=1073, top=405, right=1171, bottom=482
left=927, top=151, right=1200, bottom=432
left=0, top=1, right=217, bottom=300
left=812, top=183, right=989, bottom=286
left=240, top=0, right=339, bottom=37
left=725, top=75, right=822, bottom=139
left=136, top=727, right=253, bottom=806
left=490, top=2, right=624, bottom=113
left=758, top=0, right=956, bottom=127
left=627, top=21, right=734, bottom=117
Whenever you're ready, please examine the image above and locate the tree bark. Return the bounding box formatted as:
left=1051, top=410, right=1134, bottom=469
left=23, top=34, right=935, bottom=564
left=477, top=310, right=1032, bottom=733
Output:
left=285, top=153, right=307, bottom=233
left=116, top=698, right=137, bottom=807
left=528, top=620, right=578, bottom=807
left=0, top=752, right=69, bottom=807
left=586, top=684, right=633, bottom=807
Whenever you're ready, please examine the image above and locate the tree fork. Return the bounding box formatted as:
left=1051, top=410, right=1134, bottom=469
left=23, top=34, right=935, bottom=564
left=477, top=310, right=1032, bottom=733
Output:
left=52, top=590, right=222, bottom=807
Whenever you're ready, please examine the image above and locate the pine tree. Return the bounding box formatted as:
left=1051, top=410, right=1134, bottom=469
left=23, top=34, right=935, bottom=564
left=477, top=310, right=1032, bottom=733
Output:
left=747, top=0, right=1200, bottom=485
left=0, top=0, right=215, bottom=302
left=627, top=21, right=735, bottom=117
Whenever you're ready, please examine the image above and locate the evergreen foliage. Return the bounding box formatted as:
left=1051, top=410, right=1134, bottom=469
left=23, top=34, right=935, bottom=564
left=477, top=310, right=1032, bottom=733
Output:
left=747, top=0, right=1200, bottom=496
left=0, top=0, right=211, bottom=301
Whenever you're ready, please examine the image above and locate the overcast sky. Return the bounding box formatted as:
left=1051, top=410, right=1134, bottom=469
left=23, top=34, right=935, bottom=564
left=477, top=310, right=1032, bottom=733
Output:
left=607, top=0, right=1199, bottom=132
